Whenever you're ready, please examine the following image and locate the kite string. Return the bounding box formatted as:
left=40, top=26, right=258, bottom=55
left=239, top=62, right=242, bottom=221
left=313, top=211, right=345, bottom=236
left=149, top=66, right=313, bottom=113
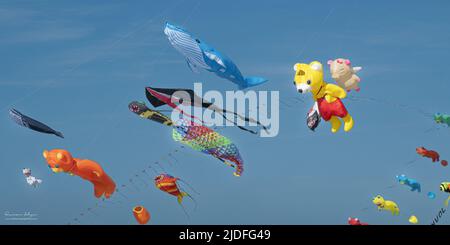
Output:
left=67, top=0, right=205, bottom=224
left=335, top=0, right=354, bottom=56
left=79, top=0, right=203, bottom=157
left=347, top=94, right=434, bottom=119
left=68, top=144, right=198, bottom=224
left=0, top=0, right=188, bottom=113
left=297, top=5, right=335, bottom=59
left=282, top=93, right=435, bottom=121
left=78, top=0, right=202, bottom=157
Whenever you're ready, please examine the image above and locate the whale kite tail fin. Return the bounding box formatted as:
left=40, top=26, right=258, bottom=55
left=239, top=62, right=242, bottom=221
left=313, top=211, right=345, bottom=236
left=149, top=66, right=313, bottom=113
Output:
left=240, top=77, right=268, bottom=89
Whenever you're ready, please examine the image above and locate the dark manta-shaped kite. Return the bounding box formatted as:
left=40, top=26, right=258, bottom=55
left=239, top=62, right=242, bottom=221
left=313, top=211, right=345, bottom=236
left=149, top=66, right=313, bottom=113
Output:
left=9, top=108, right=64, bottom=138
left=145, top=87, right=269, bottom=135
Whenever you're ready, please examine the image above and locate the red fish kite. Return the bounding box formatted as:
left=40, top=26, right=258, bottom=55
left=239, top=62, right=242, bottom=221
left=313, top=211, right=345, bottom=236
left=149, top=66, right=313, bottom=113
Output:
left=154, top=174, right=189, bottom=204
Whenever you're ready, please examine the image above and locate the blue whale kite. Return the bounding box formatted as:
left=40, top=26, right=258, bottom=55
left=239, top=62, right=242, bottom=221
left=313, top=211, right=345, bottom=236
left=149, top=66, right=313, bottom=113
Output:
left=164, top=22, right=268, bottom=89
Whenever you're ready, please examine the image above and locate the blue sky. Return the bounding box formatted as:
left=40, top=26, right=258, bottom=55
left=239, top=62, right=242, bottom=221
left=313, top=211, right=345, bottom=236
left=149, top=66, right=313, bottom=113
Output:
left=1, top=0, right=449, bottom=225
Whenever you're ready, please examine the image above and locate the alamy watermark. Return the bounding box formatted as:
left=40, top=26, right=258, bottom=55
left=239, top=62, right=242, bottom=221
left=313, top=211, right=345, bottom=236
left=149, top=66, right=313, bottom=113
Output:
left=170, top=83, right=279, bottom=137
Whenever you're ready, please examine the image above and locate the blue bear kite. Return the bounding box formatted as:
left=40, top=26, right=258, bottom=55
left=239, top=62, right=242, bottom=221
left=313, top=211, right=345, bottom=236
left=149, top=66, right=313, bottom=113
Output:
left=396, top=174, right=421, bottom=192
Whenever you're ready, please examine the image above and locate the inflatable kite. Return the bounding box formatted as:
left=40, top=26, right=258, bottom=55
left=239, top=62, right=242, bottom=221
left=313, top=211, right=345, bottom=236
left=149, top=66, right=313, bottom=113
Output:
left=327, top=58, right=362, bottom=92
left=372, top=195, right=400, bottom=216
left=416, top=147, right=440, bottom=162
left=133, top=206, right=151, bottom=225
left=164, top=22, right=267, bottom=89
left=154, top=174, right=189, bottom=204
left=172, top=119, right=244, bottom=176
left=129, top=101, right=174, bottom=126
left=440, top=182, right=450, bottom=206
left=348, top=217, right=368, bottom=225
left=145, top=87, right=268, bottom=134
left=409, top=215, right=419, bottom=224
left=43, top=149, right=116, bottom=199
left=396, top=174, right=421, bottom=192
left=306, top=102, right=321, bottom=131
left=428, top=192, right=436, bottom=199
left=293, top=61, right=354, bottom=133
left=22, top=168, right=42, bottom=187
left=9, top=108, right=64, bottom=138
left=434, top=113, right=450, bottom=126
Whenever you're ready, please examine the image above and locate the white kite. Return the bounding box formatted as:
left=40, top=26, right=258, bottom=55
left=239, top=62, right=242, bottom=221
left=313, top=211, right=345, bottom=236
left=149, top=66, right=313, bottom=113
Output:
left=23, top=168, right=42, bottom=187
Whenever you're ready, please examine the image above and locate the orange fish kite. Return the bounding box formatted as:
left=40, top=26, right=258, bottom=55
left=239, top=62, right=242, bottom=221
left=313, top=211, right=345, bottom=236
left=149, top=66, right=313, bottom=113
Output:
left=43, top=149, right=116, bottom=199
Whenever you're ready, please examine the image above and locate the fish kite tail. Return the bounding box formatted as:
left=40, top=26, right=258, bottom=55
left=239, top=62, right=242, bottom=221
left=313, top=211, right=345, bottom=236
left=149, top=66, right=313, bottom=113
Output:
left=178, top=192, right=189, bottom=204
left=241, top=77, right=268, bottom=89
left=54, top=131, right=64, bottom=138
left=233, top=166, right=243, bottom=177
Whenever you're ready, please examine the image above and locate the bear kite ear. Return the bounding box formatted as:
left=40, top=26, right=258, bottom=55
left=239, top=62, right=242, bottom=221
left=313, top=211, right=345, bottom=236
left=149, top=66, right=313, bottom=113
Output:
left=56, top=152, right=64, bottom=161
left=327, top=60, right=333, bottom=65
left=43, top=150, right=48, bottom=159
left=345, top=59, right=351, bottom=66
left=310, top=62, right=323, bottom=71
left=293, top=64, right=298, bottom=71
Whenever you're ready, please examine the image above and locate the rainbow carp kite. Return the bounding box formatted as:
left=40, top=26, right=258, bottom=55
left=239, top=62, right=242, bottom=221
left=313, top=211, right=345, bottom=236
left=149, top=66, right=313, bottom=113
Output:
left=145, top=86, right=268, bottom=135
left=172, top=119, right=244, bottom=176
left=164, top=22, right=267, bottom=89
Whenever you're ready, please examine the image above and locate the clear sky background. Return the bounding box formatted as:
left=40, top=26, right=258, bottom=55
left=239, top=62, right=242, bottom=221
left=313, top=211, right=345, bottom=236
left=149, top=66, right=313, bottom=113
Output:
left=1, top=0, right=449, bottom=225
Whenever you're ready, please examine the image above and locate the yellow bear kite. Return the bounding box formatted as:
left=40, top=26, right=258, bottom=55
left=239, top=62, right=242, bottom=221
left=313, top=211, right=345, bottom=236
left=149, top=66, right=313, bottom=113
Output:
left=372, top=195, right=400, bottom=216
left=293, top=61, right=354, bottom=133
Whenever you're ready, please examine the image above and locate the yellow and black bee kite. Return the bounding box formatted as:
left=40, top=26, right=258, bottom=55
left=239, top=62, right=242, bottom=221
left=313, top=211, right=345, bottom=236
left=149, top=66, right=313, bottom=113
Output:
left=440, top=182, right=450, bottom=206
